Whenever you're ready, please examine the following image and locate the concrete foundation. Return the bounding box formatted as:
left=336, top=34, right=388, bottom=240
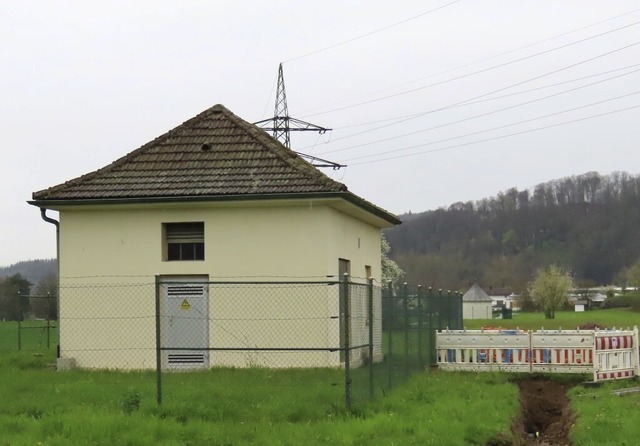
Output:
left=56, top=357, right=76, bottom=371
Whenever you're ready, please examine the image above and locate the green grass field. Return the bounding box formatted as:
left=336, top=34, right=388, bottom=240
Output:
left=464, top=308, right=640, bottom=331
left=1, top=309, right=639, bottom=444
left=0, top=320, right=57, bottom=351
left=1, top=350, right=638, bottom=445
left=0, top=351, right=519, bottom=445
left=569, top=381, right=640, bottom=446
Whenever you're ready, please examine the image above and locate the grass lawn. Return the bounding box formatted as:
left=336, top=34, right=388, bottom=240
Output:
left=0, top=320, right=57, bottom=351
left=464, top=308, right=640, bottom=331
left=1, top=309, right=639, bottom=444
left=570, top=379, right=640, bottom=446
left=1, top=349, right=639, bottom=444
left=0, top=350, right=519, bottom=445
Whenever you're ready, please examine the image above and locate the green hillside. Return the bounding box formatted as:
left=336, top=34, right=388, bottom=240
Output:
left=386, top=171, right=640, bottom=292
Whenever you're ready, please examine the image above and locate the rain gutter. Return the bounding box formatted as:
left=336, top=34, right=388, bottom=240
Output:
left=39, top=208, right=61, bottom=358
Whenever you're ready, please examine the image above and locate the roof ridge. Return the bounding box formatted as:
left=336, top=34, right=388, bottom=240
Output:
left=30, top=103, right=370, bottom=207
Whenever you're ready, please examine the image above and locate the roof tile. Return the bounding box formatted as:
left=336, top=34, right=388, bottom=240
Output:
left=32, top=104, right=347, bottom=201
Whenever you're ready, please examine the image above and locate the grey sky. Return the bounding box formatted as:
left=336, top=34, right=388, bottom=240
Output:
left=2, top=1, right=639, bottom=266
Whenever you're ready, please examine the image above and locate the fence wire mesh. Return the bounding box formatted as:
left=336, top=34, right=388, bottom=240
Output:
left=0, top=294, right=58, bottom=351
left=19, top=278, right=462, bottom=410
left=157, top=280, right=349, bottom=370
left=349, top=285, right=464, bottom=406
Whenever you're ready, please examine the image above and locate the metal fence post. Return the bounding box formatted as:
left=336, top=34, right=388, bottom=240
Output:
left=387, top=281, right=394, bottom=390
left=18, top=291, right=22, bottom=351
left=368, top=278, right=374, bottom=401
left=428, top=287, right=435, bottom=366
left=438, top=289, right=445, bottom=329
left=46, top=292, right=51, bottom=350
left=456, top=292, right=463, bottom=328
left=447, top=290, right=453, bottom=328
left=403, top=283, right=409, bottom=376
left=155, top=274, right=162, bottom=405
left=417, top=285, right=423, bottom=369
left=429, top=288, right=442, bottom=365
left=342, top=273, right=351, bottom=410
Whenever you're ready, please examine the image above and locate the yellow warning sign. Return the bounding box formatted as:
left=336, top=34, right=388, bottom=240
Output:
left=180, top=299, right=191, bottom=310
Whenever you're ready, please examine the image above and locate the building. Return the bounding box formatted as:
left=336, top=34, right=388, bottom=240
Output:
left=462, top=283, right=493, bottom=319
left=485, top=287, right=513, bottom=309
left=29, top=104, right=400, bottom=369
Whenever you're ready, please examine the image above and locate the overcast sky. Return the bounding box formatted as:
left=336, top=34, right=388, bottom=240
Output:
left=2, top=1, right=639, bottom=266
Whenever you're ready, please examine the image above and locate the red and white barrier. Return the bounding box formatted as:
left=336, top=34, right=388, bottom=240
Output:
left=436, top=326, right=639, bottom=382
left=593, top=329, right=639, bottom=382
left=530, top=329, right=594, bottom=374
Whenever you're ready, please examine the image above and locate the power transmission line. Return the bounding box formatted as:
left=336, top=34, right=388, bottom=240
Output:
left=297, top=6, right=640, bottom=116
left=300, top=20, right=640, bottom=119
left=345, top=90, right=640, bottom=161
left=308, top=41, right=640, bottom=150
left=347, top=102, right=640, bottom=165
left=283, top=0, right=463, bottom=63
left=319, top=67, right=640, bottom=155
left=328, top=63, right=640, bottom=131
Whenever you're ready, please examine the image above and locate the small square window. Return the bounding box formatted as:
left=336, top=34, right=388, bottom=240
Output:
left=164, top=222, right=204, bottom=261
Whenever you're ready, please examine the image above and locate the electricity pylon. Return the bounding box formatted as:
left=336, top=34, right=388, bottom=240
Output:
left=254, top=64, right=343, bottom=169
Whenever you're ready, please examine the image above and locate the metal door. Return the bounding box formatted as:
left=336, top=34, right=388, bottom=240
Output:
left=161, top=276, right=209, bottom=370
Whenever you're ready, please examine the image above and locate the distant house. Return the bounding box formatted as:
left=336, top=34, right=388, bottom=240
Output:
left=462, top=283, right=493, bottom=319
left=485, top=286, right=513, bottom=309
left=574, top=300, right=588, bottom=312
left=29, top=104, right=400, bottom=369
left=591, top=292, right=608, bottom=306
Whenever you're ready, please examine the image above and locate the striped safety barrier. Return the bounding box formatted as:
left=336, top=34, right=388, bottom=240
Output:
left=436, top=326, right=639, bottom=382
left=594, top=330, right=637, bottom=382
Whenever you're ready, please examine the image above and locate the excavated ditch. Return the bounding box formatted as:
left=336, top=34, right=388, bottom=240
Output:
left=486, top=376, right=576, bottom=446
left=514, top=377, right=575, bottom=445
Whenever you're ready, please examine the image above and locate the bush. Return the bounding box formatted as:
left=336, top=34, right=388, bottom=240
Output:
left=602, top=295, right=640, bottom=309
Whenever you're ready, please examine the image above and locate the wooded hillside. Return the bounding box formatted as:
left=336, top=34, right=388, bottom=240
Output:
left=385, top=171, right=640, bottom=292
left=0, top=259, right=57, bottom=287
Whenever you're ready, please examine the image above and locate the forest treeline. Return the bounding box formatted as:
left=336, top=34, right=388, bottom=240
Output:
left=0, top=259, right=56, bottom=286
left=0, top=260, right=57, bottom=321
left=385, top=171, right=640, bottom=293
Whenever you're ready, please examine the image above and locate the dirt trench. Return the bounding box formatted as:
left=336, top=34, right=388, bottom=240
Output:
left=514, top=377, right=575, bottom=446
left=486, top=377, right=576, bottom=446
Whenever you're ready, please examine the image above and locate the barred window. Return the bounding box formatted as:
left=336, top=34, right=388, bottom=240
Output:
left=163, top=222, right=204, bottom=261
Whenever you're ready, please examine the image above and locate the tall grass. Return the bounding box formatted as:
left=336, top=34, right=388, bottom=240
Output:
left=570, top=379, right=640, bottom=445
left=0, top=351, right=518, bottom=445
left=3, top=310, right=639, bottom=444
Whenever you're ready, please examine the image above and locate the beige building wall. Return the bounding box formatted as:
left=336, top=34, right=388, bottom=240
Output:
left=463, top=302, right=493, bottom=320
left=55, top=199, right=385, bottom=369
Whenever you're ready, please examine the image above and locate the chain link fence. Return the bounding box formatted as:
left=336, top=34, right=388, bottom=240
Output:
left=58, top=282, right=157, bottom=369
left=0, top=294, right=58, bottom=351
left=350, top=284, right=463, bottom=406
left=25, top=277, right=462, bottom=410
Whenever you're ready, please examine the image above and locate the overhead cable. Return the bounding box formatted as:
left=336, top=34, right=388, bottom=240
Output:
left=312, top=41, right=640, bottom=148
left=298, top=6, right=640, bottom=115
left=300, top=21, right=640, bottom=118
left=347, top=102, right=640, bottom=165
left=320, top=67, right=640, bottom=155
left=327, top=63, right=640, bottom=131
left=283, top=0, right=463, bottom=63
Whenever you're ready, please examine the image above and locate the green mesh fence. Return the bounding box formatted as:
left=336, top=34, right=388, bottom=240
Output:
left=0, top=294, right=58, bottom=351
left=18, top=278, right=462, bottom=411
left=348, top=283, right=463, bottom=409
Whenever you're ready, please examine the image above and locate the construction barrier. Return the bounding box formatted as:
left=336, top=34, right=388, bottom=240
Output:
left=436, top=326, right=639, bottom=382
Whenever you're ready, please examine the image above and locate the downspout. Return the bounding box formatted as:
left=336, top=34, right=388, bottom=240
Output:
left=40, top=208, right=60, bottom=358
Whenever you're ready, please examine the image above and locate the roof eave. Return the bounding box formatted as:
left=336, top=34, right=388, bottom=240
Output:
left=28, top=191, right=401, bottom=226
